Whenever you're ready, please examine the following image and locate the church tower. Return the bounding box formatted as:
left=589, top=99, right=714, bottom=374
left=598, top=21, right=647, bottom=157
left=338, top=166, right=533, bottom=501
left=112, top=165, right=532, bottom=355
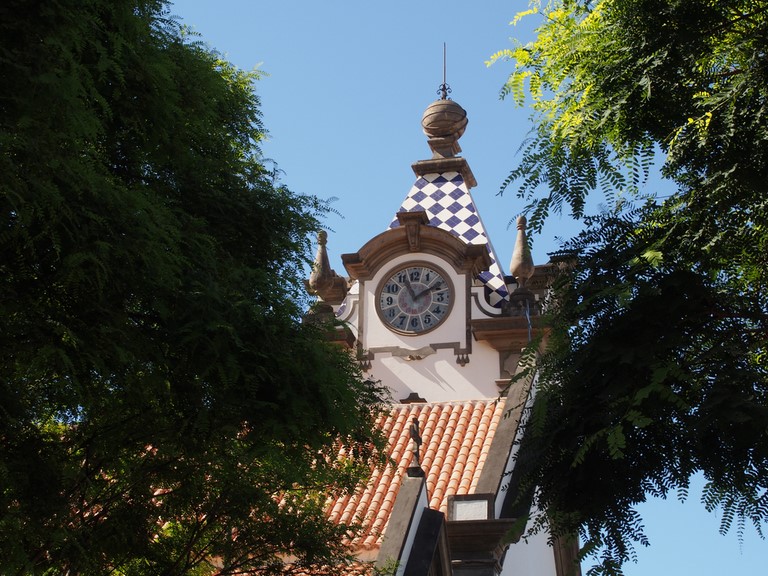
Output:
left=306, top=90, right=578, bottom=576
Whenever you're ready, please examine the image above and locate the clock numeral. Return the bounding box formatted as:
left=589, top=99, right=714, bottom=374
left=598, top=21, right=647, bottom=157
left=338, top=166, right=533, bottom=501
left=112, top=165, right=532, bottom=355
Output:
left=385, top=296, right=394, bottom=306
left=387, top=308, right=396, bottom=318
left=410, top=270, right=421, bottom=281
left=385, top=283, right=400, bottom=294
left=396, top=315, right=407, bottom=328
left=423, top=314, right=432, bottom=325
left=432, top=305, right=443, bottom=315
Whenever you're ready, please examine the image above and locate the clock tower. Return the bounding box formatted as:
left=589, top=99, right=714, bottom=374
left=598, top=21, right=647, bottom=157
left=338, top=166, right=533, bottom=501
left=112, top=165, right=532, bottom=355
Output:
left=310, top=94, right=545, bottom=404
left=305, top=92, right=575, bottom=576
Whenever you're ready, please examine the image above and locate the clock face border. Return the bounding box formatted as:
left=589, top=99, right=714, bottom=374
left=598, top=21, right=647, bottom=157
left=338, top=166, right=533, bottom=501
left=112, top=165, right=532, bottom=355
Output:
left=375, top=262, right=455, bottom=336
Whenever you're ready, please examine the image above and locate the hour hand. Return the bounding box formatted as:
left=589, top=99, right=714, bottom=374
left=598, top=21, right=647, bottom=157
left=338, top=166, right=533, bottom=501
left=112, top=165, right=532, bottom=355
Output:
left=403, top=275, right=417, bottom=298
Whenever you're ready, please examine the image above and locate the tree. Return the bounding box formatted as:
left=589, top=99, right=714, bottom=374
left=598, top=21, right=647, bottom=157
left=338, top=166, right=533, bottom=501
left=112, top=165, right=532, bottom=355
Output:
left=491, top=1, right=768, bottom=573
left=0, top=1, right=385, bottom=574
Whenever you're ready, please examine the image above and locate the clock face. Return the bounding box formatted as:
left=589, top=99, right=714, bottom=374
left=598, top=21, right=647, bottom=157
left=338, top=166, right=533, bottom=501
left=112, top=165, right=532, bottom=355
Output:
left=376, top=264, right=453, bottom=334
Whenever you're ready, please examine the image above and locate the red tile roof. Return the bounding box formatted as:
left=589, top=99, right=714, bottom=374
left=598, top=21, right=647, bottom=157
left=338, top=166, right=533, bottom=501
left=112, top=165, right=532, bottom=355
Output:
left=247, top=399, right=506, bottom=576
left=330, top=398, right=506, bottom=551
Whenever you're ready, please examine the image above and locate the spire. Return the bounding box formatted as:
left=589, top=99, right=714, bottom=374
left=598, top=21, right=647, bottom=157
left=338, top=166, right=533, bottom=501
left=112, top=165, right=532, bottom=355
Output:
left=438, top=42, right=451, bottom=101
left=509, top=215, right=534, bottom=291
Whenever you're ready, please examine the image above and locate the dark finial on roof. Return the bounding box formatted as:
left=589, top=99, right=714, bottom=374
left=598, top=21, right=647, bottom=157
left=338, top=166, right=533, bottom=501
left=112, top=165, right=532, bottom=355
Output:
left=410, top=417, right=423, bottom=466
left=437, top=42, right=451, bottom=100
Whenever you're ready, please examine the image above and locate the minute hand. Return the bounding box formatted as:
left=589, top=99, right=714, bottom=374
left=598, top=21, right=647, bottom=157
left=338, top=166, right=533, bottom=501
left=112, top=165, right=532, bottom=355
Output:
left=414, top=282, right=441, bottom=300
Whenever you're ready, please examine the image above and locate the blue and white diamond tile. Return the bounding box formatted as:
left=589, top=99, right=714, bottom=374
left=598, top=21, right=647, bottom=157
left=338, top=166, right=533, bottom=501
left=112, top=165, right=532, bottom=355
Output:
left=390, top=171, right=509, bottom=306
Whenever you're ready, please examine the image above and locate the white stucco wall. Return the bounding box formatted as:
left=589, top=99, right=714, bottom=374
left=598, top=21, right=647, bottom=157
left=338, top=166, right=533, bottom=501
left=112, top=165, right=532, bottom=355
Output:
left=501, top=529, right=558, bottom=576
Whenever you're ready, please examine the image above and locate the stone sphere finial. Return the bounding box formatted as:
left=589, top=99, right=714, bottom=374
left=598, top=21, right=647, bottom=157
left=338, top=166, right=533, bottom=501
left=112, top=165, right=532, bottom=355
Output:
left=421, top=98, right=467, bottom=140
left=420, top=98, right=468, bottom=159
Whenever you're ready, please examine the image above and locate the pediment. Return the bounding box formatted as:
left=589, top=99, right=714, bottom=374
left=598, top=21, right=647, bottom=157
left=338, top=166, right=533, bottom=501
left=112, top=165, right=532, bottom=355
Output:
left=341, top=211, right=491, bottom=281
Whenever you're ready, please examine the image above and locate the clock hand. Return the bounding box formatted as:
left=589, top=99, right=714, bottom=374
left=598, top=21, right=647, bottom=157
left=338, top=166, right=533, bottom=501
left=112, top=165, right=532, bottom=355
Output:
left=403, top=274, right=417, bottom=299
left=414, top=282, right=441, bottom=300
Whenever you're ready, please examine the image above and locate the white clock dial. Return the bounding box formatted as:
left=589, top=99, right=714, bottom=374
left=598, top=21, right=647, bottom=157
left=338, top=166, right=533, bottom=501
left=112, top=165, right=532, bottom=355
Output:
left=376, top=264, right=453, bottom=334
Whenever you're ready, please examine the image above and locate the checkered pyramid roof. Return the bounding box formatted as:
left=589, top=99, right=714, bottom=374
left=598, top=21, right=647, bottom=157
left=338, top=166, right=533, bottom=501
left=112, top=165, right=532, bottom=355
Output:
left=389, top=171, right=508, bottom=306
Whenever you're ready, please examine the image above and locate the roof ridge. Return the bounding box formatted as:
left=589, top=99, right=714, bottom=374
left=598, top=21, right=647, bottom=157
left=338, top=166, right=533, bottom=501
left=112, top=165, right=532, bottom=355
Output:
left=391, top=397, right=500, bottom=407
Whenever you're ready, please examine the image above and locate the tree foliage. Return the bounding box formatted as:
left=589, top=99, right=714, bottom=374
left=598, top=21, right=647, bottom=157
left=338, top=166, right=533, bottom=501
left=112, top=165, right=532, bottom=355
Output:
left=493, top=1, right=768, bottom=573
left=0, top=1, right=385, bottom=574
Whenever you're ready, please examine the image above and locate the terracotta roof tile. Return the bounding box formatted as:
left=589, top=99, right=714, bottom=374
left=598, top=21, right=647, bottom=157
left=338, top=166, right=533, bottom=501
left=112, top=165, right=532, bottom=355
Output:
left=332, top=398, right=506, bottom=551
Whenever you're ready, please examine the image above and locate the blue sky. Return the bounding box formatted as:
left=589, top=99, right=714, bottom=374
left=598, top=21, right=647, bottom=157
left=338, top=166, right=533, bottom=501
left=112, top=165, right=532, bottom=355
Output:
left=170, top=2, right=766, bottom=574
